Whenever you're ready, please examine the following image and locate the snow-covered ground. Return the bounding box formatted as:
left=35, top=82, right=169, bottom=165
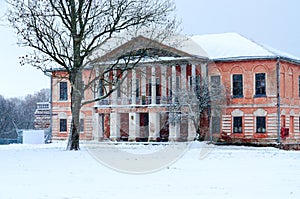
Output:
left=0, top=141, right=300, bottom=199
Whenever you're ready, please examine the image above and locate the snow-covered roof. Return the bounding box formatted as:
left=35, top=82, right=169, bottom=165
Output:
left=191, top=32, right=300, bottom=63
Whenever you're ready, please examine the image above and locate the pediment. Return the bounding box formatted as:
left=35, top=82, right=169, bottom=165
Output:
left=93, top=35, right=195, bottom=63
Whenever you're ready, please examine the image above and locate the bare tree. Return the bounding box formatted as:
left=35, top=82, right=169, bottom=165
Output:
left=0, top=89, right=50, bottom=137
left=7, top=0, right=177, bottom=150
left=169, top=77, right=226, bottom=141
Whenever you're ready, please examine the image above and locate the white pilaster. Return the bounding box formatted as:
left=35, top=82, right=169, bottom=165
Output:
left=201, top=63, right=207, bottom=77
left=129, top=113, right=140, bottom=141
left=110, top=113, right=120, bottom=141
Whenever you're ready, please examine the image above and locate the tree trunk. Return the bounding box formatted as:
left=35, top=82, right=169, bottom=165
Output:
left=67, top=71, right=83, bottom=150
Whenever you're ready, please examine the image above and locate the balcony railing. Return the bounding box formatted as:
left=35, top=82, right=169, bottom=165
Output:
left=36, top=102, right=50, bottom=110
left=98, top=96, right=174, bottom=106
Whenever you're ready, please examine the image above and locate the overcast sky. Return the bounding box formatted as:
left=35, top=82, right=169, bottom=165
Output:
left=0, top=0, right=300, bottom=98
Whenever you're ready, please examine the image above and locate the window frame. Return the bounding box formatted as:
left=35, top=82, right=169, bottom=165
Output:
left=80, top=118, right=84, bottom=133
left=298, top=76, right=300, bottom=98
left=255, top=73, right=266, bottom=97
left=256, top=116, right=266, bottom=133
left=59, top=119, right=67, bottom=132
left=232, top=74, right=243, bottom=98
left=59, top=82, right=68, bottom=101
left=233, top=116, right=243, bottom=133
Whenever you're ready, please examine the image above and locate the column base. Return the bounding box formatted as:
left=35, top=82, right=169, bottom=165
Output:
left=109, top=136, right=119, bottom=141
left=128, top=137, right=137, bottom=142
left=148, top=137, right=160, bottom=142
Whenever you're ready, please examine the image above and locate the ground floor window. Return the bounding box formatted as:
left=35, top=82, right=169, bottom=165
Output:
left=80, top=119, right=84, bottom=133
left=256, top=116, right=266, bottom=133
left=233, top=117, right=243, bottom=133
left=60, top=119, right=67, bottom=132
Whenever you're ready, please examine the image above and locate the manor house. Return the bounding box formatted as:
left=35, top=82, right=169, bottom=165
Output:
left=49, top=33, right=300, bottom=145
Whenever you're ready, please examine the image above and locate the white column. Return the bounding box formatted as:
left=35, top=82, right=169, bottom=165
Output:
left=92, top=111, right=104, bottom=141
left=129, top=113, right=140, bottom=141
left=188, top=119, right=196, bottom=141
left=192, top=65, right=196, bottom=91
left=169, top=116, right=180, bottom=141
left=148, top=112, right=160, bottom=141
left=151, top=66, right=156, bottom=104
left=161, top=66, right=167, bottom=104
left=141, top=67, right=146, bottom=104
left=131, top=69, right=136, bottom=105
left=181, top=64, right=187, bottom=90
left=110, top=113, right=120, bottom=141
left=111, top=71, right=117, bottom=105
left=172, top=65, right=176, bottom=103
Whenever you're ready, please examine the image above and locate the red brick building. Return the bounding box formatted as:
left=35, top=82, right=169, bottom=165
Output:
left=193, top=33, right=300, bottom=144
left=50, top=33, right=300, bottom=145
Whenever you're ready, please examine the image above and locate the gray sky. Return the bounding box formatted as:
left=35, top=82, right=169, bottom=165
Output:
left=1, top=0, right=300, bottom=98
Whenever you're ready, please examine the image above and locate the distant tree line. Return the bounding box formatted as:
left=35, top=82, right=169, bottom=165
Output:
left=0, top=89, right=49, bottom=138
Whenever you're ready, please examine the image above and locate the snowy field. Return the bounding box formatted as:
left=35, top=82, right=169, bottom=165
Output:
left=0, top=141, right=300, bottom=199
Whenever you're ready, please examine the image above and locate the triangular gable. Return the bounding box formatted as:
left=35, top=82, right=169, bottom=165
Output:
left=92, top=35, right=199, bottom=63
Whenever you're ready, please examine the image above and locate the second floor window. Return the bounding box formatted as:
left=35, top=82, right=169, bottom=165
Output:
left=59, top=82, right=68, bottom=101
left=298, top=76, right=300, bottom=97
left=136, top=79, right=140, bottom=98
left=255, top=73, right=266, bottom=96
left=232, top=74, right=243, bottom=97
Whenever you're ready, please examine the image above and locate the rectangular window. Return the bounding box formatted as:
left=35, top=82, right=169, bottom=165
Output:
left=59, top=82, right=68, bottom=101
left=136, top=79, right=140, bottom=98
left=188, top=76, right=192, bottom=91
left=195, top=75, right=201, bottom=96
left=232, top=74, right=243, bottom=97
left=233, top=117, right=243, bottom=133
left=211, top=75, right=221, bottom=86
left=256, top=116, right=266, bottom=133
left=298, top=76, right=300, bottom=97
left=255, top=73, right=266, bottom=96
left=98, top=80, right=104, bottom=96
left=148, top=78, right=152, bottom=97
left=81, top=81, right=85, bottom=100
left=59, top=119, right=67, bottom=132
left=80, top=119, right=84, bottom=133
left=212, top=117, right=221, bottom=134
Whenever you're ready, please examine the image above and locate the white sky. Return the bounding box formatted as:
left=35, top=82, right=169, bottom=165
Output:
left=1, top=0, right=300, bottom=98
